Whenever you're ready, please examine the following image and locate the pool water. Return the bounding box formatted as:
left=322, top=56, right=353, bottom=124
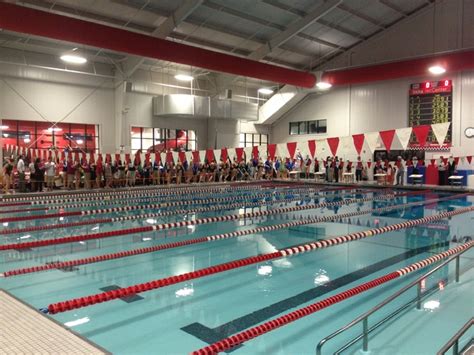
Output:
left=1, top=184, right=473, bottom=355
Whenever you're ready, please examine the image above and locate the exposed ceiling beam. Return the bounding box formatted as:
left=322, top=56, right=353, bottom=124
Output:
left=203, top=0, right=345, bottom=50
left=124, top=0, right=204, bottom=78
left=0, top=2, right=316, bottom=87
left=378, top=0, right=409, bottom=17
left=337, top=3, right=386, bottom=29
left=248, top=0, right=342, bottom=60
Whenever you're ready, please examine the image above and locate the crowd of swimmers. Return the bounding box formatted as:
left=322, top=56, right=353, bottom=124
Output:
left=2, top=153, right=459, bottom=194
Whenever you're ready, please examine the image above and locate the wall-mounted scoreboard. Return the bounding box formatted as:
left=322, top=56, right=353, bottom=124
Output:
left=408, top=79, right=452, bottom=146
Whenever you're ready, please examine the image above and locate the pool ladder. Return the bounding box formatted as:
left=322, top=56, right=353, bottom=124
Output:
left=315, top=243, right=473, bottom=355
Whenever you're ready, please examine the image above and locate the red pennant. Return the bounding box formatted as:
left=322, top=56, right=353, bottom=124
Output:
left=454, top=157, right=459, bottom=165
left=367, top=161, right=372, bottom=168
left=115, top=153, right=120, bottom=162
left=206, top=149, right=214, bottom=162
left=166, top=151, right=173, bottom=163
left=252, top=146, right=259, bottom=159
left=308, top=140, right=316, bottom=158
left=379, top=129, right=395, bottom=152
left=221, top=148, right=228, bottom=162
left=442, top=158, right=448, bottom=165
left=154, top=152, right=160, bottom=163
left=412, top=125, right=431, bottom=146
left=89, top=152, right=95, bottom=164
left=235, top=147, right=244, bottom=162
left=467, top=156, right=472, bottom=164
left=287, top=142, right=297, bottom=158
left=192, top=151, right=200, bottom=163
left=352, top=134, right=364, bottom=155
left=430, top=159, right=436, bottom=165
left=327, top=137, right=339, bottom=156
left=178, top=151, right=186, bottom=163
left=267, top=144, right=277, bottom=160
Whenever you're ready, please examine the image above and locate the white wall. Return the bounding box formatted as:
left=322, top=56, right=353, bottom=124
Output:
left=271, top=70, right=474, bottom=159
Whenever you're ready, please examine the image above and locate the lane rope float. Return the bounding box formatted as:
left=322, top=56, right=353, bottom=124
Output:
left=39, top=206, right=474, bottom=314
left=192, top=241, right=474, bottom=354
left=1, top=193, right=466, bottom=277
left=0, top=191, right=423, bottom=250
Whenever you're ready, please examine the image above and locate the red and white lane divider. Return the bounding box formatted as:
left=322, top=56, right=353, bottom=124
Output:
left=0, top=182, right=297, bottom=203
left=0, top=184, right=328, bottom=208
left=192, top=241, right=473, bottom=354
left=0, top=188, right=409, bottom=226
left=0, top=191, right=420, bottom=249
left=1, top=193, right=464, bottom=277
left=39, top=206, right=473, bottom=314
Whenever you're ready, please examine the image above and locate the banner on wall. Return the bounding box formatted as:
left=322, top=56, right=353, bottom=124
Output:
left=395, top=127, right=412, bottom=150
left=431, top=122, right=451, bottom=146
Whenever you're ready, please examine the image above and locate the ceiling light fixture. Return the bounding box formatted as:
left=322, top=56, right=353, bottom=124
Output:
left=0, top=125, right=9, bottom=130
left=428, top=65, right=446, bottom=75
left=258, top=88, right=274, bottom=95
left=175, top=74, right=194, bottom=82
left=60, top=54, right=87, bottom=65
left=316, top=81, right=332, bottom=90
left=47, top=127, right=62, bottom=132
left=76, top=139, right=84, bottom=144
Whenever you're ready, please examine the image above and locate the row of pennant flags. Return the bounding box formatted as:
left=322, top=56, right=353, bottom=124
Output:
left=3, top=122, right=473, bottom=166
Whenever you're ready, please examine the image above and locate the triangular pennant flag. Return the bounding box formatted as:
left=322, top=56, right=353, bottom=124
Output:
left=340, top=136, right=353, bottom=155
left=166, top=151, right=174, bottom=163
left=297, top=142, right=308, bottom=159
left=467, top=156, right=472, bottom=164
left=178, top=151, right=186, bottom=163
left=185, top=151, right=193, bottom=163
left=379, top=129, right=395, bottom=152
left=206, top=149, right=215, bottom=163
left=412, top=125, right=431, bottom=146
left=308, top=140, right=316, bottom=158
left=235, top=147, right=244, bottom=162
left=221, top=148, right=228, bottom=162
left=192, top=151, right=200, bottom=163
left=252, top=146, right=259, bottom=159
left=226, top=148, right=235, bottom=162
left=367, top=161, right=372, bottom=169
left=327, top=137, right=339, bottom=156
left=431, top=122, right=450, bottom=146
left=258, top=145, right=267, bottom=160
left=172, top=151, right=179, bottom=163
left=199, top=150, right=206, bottom=164
left=352, top=134, right=364, bottom=155
left=213, top=149, right=221, bottom=162
left=430, top=159, right=436, bottom=165
left=287, top=142, right=297, bottom=159
left=243, top=146, right=252, bottom=161
left=276, top=143, right=287, bottom=158
left=395, top=127, right=412, bottom=150
left=160, top=152, right=167, bottom=165
left=268, top=144, right=277, bottom=159
left=454, top=157, right=460, bottom=165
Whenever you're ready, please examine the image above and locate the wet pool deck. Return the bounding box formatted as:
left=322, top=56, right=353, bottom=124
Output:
left=0, top=289, right=108, bottom=354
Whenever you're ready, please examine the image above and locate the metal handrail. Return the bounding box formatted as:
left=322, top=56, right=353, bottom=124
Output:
left=316, top=243, right=472, bottom=355
left=437, top=318, right=473, bottom=355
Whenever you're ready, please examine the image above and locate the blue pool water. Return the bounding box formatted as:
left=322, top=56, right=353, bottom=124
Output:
left=1, top=183, right=473, bottom=354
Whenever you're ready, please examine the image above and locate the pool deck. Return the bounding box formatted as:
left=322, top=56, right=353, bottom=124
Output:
left=0, top=289, right=108, bottom=354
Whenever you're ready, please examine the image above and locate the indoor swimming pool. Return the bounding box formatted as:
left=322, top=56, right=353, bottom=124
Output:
left=1, top=182, right=473, bottom=354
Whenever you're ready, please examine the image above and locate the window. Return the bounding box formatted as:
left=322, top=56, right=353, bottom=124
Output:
left=239, top=133, right=269, bottom=147
left=290, top=119, right=327, bottom=135
left=2, top=119, right=99, bottom=153
left=131, top=127, right=197, bottom=154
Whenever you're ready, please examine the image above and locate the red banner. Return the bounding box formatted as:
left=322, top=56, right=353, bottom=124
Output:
left=192, top=151, right=200, bottom=163
left=166, top=151, right=173, bottom=163
left=352, top=134, right=364, bottom=155
left=221, top=148, right=228, bottom=162
left=206, top=149, right=214, bottom=162
left=178, top=151, right=186, bottom=163
left=379, top=129, right=395, bottom=152
left=287, top=142, right=297, bottom=158
left=235, top=147, right=244, bottom=162
left=252, top=146, right=259, bottom=159
left=412, top=125, right=431, bottom=146
left=267, top=144, right=277, bottom=160
left=327, top=137, right=339, bottom=156
left=308, top=140, right=316, bottom=158
left=467, top=156, right=472, bottom=164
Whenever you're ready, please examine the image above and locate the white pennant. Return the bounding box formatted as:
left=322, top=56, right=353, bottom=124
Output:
left=365, top=132, right=381, bottom=153
left=213, top=149, right=221, bottom=162
left=395, top=127, right=412, bottom=149
left=185, top=151, right=193, bottom=163
left=431, top=122, right=450, bottom=145
left=199, top=150, right=206, bottom=163
left=227, top=148, right=236, bottom=162
left=258, top=145, right=267, bottom=159
left=297, top=141, right=309, bottom=158
left=172, top=151, right=179, bottom=163
left=160, top=152, right=166, bottom=164
left=244, top=146, right=253, bottom=161
left=340, top=136, right=353, bottom=156
left=276, top=143, right=287, bottom=158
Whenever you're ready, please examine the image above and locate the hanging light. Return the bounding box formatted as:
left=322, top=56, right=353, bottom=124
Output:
left=47, top=127, right=62, bottom=132
left=258, top=88, right=274, bottom=95
left=316, top=81, right=332, bottom=90
left=0, top=125, right=9, bottom=130
left=174, top=74, right=194, bottom=82
left=428, top=65, right=446, bottom=75
left=76, top=139, right=84, bottom=144
left=60, top=48, right=87, bottom=65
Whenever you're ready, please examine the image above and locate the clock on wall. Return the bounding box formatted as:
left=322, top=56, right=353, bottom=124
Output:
left=465, top=127, right=474, bottom=138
